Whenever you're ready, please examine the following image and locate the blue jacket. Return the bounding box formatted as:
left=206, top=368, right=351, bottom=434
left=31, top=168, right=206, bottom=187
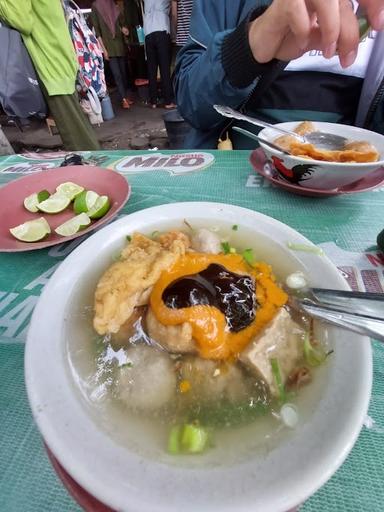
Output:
left=174, top=0, right=384, bottom=149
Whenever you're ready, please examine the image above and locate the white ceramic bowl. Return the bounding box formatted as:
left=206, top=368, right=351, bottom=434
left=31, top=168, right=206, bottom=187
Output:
left=259, top=121, right=384, bottom=190
left=25, top=202, right=372, bottom=512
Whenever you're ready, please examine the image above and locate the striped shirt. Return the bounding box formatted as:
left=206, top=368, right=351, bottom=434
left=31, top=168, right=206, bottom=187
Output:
left=175, top=0, right=193, bottom=46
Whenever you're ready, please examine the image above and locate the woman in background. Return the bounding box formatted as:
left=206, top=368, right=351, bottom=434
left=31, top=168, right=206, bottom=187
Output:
left=91, top=0, right=132, bottom=109
left=0, top=0, right=100, bottom=150
left=123, top=0, right=148, bottom=79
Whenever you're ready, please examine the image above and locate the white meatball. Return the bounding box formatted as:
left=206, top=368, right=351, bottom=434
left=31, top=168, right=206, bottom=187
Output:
left=191, top=228, right=221, bottom=254
left=146, top=307, right=195, bottom=353
left=179, top=357, right=249, bottom=404
left=115, top=344, right=176, bottom=412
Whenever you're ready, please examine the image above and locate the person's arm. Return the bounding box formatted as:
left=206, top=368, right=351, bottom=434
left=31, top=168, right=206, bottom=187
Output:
left=171, top=0, right=177, bottom=40
left=99, top=37, right=109, bottom=59
left=0, top=0, right=33, bottom=34
left=175, top=0, right=384, bottom=132
left=174, top=0, right=284, bottom=131
left=247, top=0, right=384, bottom=68
left=171, top=0, right=178, bottom=23
left=117, top=8, right=129, bottom=36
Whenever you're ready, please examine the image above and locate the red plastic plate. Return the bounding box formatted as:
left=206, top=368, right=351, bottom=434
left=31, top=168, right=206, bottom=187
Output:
left=46, top=447, right=114, bottom=512
left=250, top=148, right=384, bottom=197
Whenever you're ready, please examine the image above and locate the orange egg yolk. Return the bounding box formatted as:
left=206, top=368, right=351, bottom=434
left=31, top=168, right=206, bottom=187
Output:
left=150, top=253, right=287, bottom=360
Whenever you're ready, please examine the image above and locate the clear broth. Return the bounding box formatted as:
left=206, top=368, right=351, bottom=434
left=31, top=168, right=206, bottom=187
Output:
left=65, top=221, right=331, bottom=467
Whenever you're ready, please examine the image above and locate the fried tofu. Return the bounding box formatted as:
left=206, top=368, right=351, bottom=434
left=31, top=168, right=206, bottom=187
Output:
left=274, top=121, right=315, bottom=151
left=274, top=121, right=379, bottom=163
left=93, top=232, right=190, bottom=335
left=294, top=121, right=315, bottom=136
left=240, top=308, right=304, bottom=397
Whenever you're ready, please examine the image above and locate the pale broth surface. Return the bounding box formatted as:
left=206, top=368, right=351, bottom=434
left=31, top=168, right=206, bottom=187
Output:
left=65, top=221, right=331, bottom=467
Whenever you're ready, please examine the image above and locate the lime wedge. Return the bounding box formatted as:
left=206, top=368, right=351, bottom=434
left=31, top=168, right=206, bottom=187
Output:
left=23, top=189, right=50, bottom=213
left=10, top=217, right=51, bottom=242
left=54, top=213, right=91, bottom=237
left=56, top=181, right=84, bottom=201
left=37, top=193, right=71, bottom=214
left=87, top=195, right=111, bottom=219
left=73, top=190, right=99, bottom=214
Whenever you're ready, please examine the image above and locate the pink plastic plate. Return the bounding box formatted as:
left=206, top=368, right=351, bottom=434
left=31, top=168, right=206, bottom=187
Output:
left=250, top=148, right=384, bottom=197
left=0, top=165, right=130, bottom=252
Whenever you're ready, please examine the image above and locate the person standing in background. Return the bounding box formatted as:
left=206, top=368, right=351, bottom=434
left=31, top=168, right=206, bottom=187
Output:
left=123, top=0, right=148, bottom=79
left=143, top=0, right=176, bottom=109
left=172, top=0, right=193, bottom=53
left=0, top=0, right=100, bottom=151
left=91, top=0, right=133, bottom=109
left=174, top=0, right=384, bottom=149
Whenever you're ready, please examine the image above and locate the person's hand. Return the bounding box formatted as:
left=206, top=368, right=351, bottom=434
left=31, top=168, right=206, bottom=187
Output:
left=248, top=0, right=383, bottom=69
left=97, top=37, right=109, bottom=60
left=121, top=26, right=129, bottom=36
left=359, top=0, right=384, bottom=30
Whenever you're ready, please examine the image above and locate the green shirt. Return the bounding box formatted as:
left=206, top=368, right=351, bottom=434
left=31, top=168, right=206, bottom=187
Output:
left=91, top=8, right=126, bottom=58
left=0, top=0, right=78, bottom=96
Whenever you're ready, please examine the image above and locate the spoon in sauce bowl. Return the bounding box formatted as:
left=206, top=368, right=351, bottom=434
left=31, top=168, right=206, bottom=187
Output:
left=214, top=105, right=348, bottom=150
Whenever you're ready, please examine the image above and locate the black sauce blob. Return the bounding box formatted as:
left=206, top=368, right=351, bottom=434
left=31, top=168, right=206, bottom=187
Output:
left=162, top=263, right=257, bottom=332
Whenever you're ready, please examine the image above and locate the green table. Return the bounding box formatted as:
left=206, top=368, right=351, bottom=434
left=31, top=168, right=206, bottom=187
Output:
left=1, top=150, right=384, bottom=512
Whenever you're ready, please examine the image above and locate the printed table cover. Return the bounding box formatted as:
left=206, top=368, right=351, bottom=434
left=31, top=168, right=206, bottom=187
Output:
left=0, top=149, right=383, bottom=512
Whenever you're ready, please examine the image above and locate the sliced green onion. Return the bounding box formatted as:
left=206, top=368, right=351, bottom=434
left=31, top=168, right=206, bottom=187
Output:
left=221, top=241, right=237, bottom=254
left=181, top=424, right=209, bottom=454
left=188, top=400, right=269, bottom=427
left=221, top=241, right=231, bottom=254
left=151, top=230, right=159, bottom=238
left=167, top=426, right=182, bottom=454
left=270, top=358, right=286, bottom=403
left=303, top=332, right=327, bottom=366
left=168, top=423, right=209, bottom=455
left=126, top=235, right=131, bottom=242
left=287, top=242, right=324, bottom=256
left=94, top=335, right=106, bottom=357
left=242, top=248, right=255, bottom=266
left=120, top=361, right=133, bottom=369
left=232, top=224, right=238, bottom=231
